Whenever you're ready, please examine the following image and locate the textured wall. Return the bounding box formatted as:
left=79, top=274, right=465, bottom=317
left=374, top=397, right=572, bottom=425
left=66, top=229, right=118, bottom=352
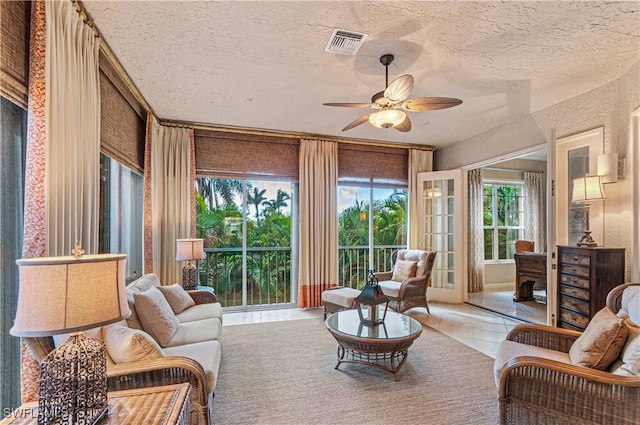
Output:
left=436, top=60, right=639, bottom=281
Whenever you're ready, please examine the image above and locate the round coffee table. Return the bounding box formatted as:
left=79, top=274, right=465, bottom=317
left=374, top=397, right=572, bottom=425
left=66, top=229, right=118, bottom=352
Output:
left=325, top=308, right=422, bottom=380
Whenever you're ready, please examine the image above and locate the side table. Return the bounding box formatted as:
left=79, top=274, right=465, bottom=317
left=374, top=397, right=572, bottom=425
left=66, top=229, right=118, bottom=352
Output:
left=1, top=383, right=191, bottom=425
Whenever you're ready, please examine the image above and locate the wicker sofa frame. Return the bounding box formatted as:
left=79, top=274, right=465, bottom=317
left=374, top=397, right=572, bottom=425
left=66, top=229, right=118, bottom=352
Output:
left=498, top=282, right=640, bottom=425
left=23, top=288, right=218, bottom=425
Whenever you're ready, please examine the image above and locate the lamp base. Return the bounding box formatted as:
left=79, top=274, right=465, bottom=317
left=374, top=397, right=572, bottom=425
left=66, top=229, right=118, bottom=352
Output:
left=38, top=333, right=107, bottom=425
left=181, top=261, right=197, bottom=290
left=576, top=230, right=598, bottom=247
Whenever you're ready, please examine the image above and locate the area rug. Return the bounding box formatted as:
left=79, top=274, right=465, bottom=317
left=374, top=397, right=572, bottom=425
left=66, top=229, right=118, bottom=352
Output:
left=211, top=318, right=499, bottom=425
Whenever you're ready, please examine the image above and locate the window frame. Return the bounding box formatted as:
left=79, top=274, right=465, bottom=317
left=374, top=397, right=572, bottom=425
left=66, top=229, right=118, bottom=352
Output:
left=482, top=179, right=525, bottom=263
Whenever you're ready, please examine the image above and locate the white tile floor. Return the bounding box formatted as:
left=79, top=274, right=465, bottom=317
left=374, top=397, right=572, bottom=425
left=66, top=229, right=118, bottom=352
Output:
left=223, top=302, right=525, bottom=358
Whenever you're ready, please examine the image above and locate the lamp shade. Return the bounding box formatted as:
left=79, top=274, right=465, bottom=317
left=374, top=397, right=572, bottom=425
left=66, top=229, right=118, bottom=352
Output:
left=176, top=238, right=205, bottom=261
left=11, top=254, right=130, bottom=337
left=368, top=109, right=406, bottom=128
left=572, top=175, right=605, bottom=202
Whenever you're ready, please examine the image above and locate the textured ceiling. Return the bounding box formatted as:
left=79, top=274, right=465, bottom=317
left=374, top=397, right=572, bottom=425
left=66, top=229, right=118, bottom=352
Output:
left=83, top=1, right=640, bottom=147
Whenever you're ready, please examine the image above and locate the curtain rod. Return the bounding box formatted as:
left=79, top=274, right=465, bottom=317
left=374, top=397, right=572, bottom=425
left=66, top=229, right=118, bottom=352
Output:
left=483, top=167, right=543, bottom=173
left=160, top=119, right=435, bottom=152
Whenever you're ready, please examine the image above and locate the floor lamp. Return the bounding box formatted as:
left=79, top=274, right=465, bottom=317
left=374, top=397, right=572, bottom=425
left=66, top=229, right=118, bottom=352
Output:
left=572, top=175, right=605, bottom=247
left=176, top=238, right=205, bottom=290
left=11, top=247, right=130, bottom=425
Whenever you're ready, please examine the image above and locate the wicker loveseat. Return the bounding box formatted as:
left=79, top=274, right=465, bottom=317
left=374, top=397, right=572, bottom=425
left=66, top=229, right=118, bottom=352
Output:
left=494, top=283, right=640, bottom=425
left=24, top=273, right=222, bottom=425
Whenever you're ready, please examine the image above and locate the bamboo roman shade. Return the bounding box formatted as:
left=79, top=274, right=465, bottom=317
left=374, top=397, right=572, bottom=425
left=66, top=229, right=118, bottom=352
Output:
left=338, top=143, right=408, bottom=186
left=195, top=129, right=299, bottom=180
left=1, top=0, right=30, bottom=108
left=99, top=50, right=145, bottom=174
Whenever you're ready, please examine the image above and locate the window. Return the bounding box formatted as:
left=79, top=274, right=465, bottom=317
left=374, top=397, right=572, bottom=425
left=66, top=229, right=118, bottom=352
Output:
left=195, top=178, right=297, bottom=309
left=338, top=185, right=408, bottom=287
left=99, top=154, right=143, bottom=274
left=483, top=182, right=524, bottom=261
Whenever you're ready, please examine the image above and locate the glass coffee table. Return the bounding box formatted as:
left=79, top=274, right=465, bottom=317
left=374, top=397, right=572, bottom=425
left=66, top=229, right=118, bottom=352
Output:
left=325, top=307, right=422, bottom=380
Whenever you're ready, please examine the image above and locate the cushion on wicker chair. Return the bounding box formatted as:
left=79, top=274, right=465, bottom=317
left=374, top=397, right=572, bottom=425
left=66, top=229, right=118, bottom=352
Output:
left=391, top=259, right=417, bottom=282
left=569, top=307, right=628, bottom=370
left=610, top=320, right=640, bottom=376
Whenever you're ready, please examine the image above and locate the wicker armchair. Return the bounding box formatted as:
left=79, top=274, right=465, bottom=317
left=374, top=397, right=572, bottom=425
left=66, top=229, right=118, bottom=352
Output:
left=374, top=249, right=436, bottom=313
left=496, top=283, right=640, bottom=425
left=23, top=288, right=218, bottom=425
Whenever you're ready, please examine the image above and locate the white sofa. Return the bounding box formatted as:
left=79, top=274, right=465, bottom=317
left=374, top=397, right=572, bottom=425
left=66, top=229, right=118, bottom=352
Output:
left=26, top=273, right=223, bottom=425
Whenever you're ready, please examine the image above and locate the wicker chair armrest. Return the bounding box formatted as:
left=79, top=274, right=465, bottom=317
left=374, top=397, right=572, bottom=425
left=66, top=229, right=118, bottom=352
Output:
left=187, top=288, right=218, bottom=304
left=397, top=275, right=428, bottom=298
left=107, top=356, right=210, bottom=408
left=506, top=324, right=582, bottom=353
left=499, top=356, right=640, bottom=423
left=373, top=271, right=393, bottom=281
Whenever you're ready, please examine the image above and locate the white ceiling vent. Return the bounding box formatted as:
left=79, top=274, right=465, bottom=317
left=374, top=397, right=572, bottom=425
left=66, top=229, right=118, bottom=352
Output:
left=325, top=28, right=368, bottom=55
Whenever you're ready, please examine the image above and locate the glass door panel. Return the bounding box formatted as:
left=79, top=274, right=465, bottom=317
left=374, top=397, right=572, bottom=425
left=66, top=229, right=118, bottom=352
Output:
left=417, top=170, right=464, bottom=303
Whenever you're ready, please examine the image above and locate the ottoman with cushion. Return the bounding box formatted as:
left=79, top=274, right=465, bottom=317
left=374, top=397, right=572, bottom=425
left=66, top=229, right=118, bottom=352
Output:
left=322, top=286, right=360, bottom=318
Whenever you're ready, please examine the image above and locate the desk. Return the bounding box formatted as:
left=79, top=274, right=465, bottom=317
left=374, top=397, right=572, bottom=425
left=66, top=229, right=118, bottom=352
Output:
left=514, top=252, right=547, bottom=302
left=1, top=384, right=190, bottom=425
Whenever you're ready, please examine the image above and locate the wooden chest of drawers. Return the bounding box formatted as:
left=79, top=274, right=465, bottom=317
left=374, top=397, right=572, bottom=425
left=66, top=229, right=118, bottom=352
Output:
left=557, top=245, right=625, bottom=331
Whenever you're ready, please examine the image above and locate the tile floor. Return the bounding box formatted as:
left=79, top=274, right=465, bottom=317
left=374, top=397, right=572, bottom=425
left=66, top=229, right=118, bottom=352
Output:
left=223, top=302, right=526, bottom=358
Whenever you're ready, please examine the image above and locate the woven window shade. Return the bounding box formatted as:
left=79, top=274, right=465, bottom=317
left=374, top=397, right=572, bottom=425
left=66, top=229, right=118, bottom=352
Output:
left=338, top=143, right=408, bottom=186
left=99, top=51, right=145, bottom=173
left=1, top=0, right=30, bottom=108
left=195, top=129, right=299, bottom=180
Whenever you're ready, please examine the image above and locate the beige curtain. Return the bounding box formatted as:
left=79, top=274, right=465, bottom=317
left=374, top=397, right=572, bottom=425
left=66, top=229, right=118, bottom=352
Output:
left=143, top=116, right=194, bottom=285
left=45, top=0, right=100, bottom=255
left=467, top=168, right=484, bottom=292
left=298, top=139, right=338, bottom=308
left=408, top=149, right=433, bottom=249
left=524, top=171, right=545, bottom=252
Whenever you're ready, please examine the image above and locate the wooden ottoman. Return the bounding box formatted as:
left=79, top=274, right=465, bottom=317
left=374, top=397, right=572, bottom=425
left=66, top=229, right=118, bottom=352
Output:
left=322, top=287, right=360, bottom=318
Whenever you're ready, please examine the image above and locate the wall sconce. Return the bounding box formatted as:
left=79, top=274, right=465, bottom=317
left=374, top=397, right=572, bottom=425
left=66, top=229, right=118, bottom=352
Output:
left=597, top=153, right=625, bottom=183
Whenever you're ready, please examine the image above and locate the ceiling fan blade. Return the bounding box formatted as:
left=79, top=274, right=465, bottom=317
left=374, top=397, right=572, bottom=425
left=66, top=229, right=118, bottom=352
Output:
left=403, top=97, right=463, bottom=111
left=384, top=74, right=414, bottom=102
left=394, top=115, right=412, bottom=132
left=323, top=102, right=373, bottom=108
left=342, top=114, right=371, bottom=131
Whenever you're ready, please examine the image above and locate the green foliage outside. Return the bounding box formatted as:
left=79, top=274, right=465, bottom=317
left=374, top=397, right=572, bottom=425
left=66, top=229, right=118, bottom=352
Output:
left=195, top=179, right=408, bottom=305
left=483, top=184, right=523, bottom=260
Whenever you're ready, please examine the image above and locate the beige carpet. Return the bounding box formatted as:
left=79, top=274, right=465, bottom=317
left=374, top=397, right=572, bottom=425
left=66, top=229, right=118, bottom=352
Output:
left=211, top=317, right=499, bottom=425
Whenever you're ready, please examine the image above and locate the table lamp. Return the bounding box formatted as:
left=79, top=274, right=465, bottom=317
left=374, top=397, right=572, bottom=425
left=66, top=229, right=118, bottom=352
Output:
left=176, top=238, right=205, bottom=290
left=571, top=175, right=605, bottom=247
left=10, top=245, right=130, bottom=425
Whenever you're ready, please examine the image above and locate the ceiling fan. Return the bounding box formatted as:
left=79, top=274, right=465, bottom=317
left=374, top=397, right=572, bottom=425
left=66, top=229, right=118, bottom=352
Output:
left=324, top=54, right=463, bottom=132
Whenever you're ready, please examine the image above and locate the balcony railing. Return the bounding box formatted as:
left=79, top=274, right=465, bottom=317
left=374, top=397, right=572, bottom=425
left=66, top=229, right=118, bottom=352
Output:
left=199, top=245, right=402, bottom=309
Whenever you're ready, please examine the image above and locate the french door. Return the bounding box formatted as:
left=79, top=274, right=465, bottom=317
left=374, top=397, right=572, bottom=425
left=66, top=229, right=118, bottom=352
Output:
left=417, top=170, right=465, bottom=303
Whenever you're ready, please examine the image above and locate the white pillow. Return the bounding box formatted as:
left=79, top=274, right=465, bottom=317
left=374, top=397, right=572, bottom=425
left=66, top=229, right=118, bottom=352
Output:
left=158, top=284, right=196, bottom=314
left=612, top=321, right=640, bottom=376
left=103, top=324, right=164, bottom=364
left=133, top=286, right=180, bottom=347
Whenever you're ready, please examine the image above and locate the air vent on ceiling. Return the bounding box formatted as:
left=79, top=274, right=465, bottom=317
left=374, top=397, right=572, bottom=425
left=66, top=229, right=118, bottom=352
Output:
left=325, top=28, right=368, bottom=55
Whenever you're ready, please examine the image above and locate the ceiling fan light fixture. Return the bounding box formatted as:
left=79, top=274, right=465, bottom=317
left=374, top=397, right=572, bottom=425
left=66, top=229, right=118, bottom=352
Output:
left=368, top=110, right=406, bottom=128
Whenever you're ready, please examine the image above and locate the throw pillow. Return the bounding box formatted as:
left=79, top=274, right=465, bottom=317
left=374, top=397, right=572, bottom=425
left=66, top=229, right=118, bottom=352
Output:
left=611, top=320, right=640, bottom=376
left=103, top=324, right=164, bottom=364
left=569, top=307, right=628, bottom=370
left=133, top=286, right=180, bottom=347
left=158, top=284, right=196, bottom=314
left=391, top=259, right=417, bottom=282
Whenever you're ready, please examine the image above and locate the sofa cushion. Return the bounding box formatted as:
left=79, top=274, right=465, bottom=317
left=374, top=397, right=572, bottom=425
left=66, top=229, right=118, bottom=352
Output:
left=158, top=284, right=196, bottom=314
left=165, top=317, right=222, bottom=347
left=378, top=280, right=401, bottom=298
left=125, top=273, right=162, bottom=330
left=391, top=259, right=417, bottom=282
left=617, top=285, right=640, bottom=326
left=569, top=307, right=628, bottom=370
left=610, top=320, right=640, bottom=376
left=133, top=286, right=180, bottom=347
left=103, top=323, right=164, bottom=364
left=176, top=302, right=224, bottom=324
left=163, top=339, right=221, bottom=393
left=396, top=249, right=429, bottom=279
left=494, top=340, right=571, bottom=386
